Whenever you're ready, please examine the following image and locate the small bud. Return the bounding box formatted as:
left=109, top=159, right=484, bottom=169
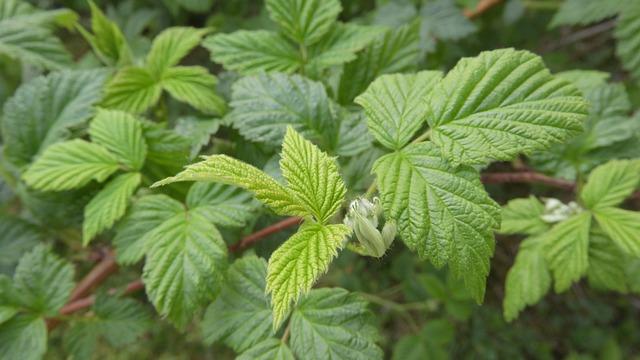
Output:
left=540, top=198, right=583, bottom=223
left=344, top=198, right=395, bottom=258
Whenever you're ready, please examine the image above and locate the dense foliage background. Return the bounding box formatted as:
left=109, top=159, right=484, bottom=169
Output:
left=1, top=0, right=640, bottom=359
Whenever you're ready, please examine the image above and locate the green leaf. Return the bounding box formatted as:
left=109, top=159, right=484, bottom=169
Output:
left=0, top=216, right=43, bottom=275
left=161, top=66, right=226, bottom=115
left=174, top=116, right=220, bottom=158
left=145, top=26, right=208, bottom=75
left=373, top=142, right=500, bottom=301
left=543, top=212, right=591, bottom=292
left=392, top=319, right=453, bottom=360
left=22, top=139, right=120, bottom=191
left=615, top=3, right=640, bottom=87
left=500, top=196, right=549, bottom=235
left=289, top=288, right=382, bottom=360
left=0, top=306, right=17, bottom=325
left=114, top=194, right=184, bottom=265
left=101, top=67, right=162, bottom=114
left=420, top=0, right=477, bottom=41
left=238, top=338, right=294, bottom=360
left=0, top=314, right=46, bottom=360
left=335, top=110, right=374, bottom=157
left=306, top=23, right=384, bottom=71
left=503, top=236, right=551, bottom=321
left=89, top=109, right=147, bottom=170
left=203, top=30, right=301, bottom=75
left=153, top=155, right=306, bottom=217
left=265, top=0, right=341, bottom=46
left=202, top=256, right=273, bottom=352
left=426, top=48, right=588, bottom=166
left=337, top=22, right=420, bottom=105
left=142, top=210, right=227, bottom=327
left=141, top=122, right=191, bottom=182
left=280, top=127, right=346, bottom=223
left=78, top=1, right=131, bottom=66
left=587, top=234, right=629, bottom=293
left=2, top=69, right=109, bottom=168
left=83, top=172, right=141, bottom=245
left=267, top=223, right=350, bottom=329
left=355, top=71, right=443, bottom=150
left=593, top=208, right=640, bottom=258
left=186, top=182, right=257, bottom=228
left=228, top=72, right=339, bottom=150
left=580, top=160, right=640, bottom=210
left=64, top=295, right=151, bottom=359
left=13, top=244, right=74, bottom=315
left=550, top=0, right=625, bottom=27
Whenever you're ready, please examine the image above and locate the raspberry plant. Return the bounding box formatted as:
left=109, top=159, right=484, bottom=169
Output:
left=1, top=0, right=640, bottom=358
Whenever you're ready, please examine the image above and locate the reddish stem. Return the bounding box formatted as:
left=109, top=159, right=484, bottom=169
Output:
left=481, top=171, right=576, bottom=191
left=228, top=216, right=302, bottom=252
left=464, top=0, right=503, bottom=19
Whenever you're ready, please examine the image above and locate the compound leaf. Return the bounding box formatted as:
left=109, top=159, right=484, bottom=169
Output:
left=280, top=127, right=345, bottom=224
left=161, top=66, right=226, bottom=115
left=593, top=208, right=640, bottom=258
left=500, top=196, right=549, bottom=235
left=427, top=48, right=588, bottom=166
left=142, top=211, right=227, bottom=327
left=289, top=288, right=382, bottom=360
left=89, top=109, right=147, bottom=170
left=82, top=172, right=141, bottom=245
left=587, top=234, right=629, bottom=293
left=101, top=67, right=162, bottom=114
left=202, top=256, right=272, bottom=352
left=543, top=212, right=591, bottom=292
left=265, top=0, right=341, bottom=46
left=266, top=223, right=350, bottom=330
left=22, top=139, right=120, bottom=191
left=356, top=71, right=443, bottom=150
left=373, top=142, right=500, bottom=301
left=146, top=26, right=209, bottom=75
left=580, top=160, right=640, bottom=210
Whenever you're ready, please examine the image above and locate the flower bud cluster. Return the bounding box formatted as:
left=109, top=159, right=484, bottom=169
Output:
left=344, top=198, right=396, bottom=258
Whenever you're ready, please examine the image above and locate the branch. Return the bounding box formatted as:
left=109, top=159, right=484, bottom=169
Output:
left=228, top=216, right=302, bottom=252
left=464, top=0, right=503, bottom=19
left=481, top=171, right=575, bottom=190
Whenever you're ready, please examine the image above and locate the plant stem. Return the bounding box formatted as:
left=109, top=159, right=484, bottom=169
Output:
left=411, top=129, right=431, bottom=144
left=281, top=323, right=291, bottom=343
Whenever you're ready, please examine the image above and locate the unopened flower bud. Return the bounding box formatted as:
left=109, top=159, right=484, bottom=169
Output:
left=540, top=198, right=583, bottom=223
left=344, top=198, right=395, bottom=258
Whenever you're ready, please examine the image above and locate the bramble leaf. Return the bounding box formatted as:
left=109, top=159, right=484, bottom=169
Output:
left=142, top=211, right=227, bottom=327
left=186, top=182, right=257, bottom=228
left=500, top=196, right=549, bottom=235
left=356, top=71, right=443, bottom=150
left=543, top=212, right=591, bottom=292
left=580, top=160, right=640, bottom=210
left=503, top=236, right=550, bottom=321
left=238, top=338, right=294, bottom=360
left=89, top=109, right=147, bottom=171
left=0, top=314, right=46, bottom=360
left=373, top=142, right=500, bottom=301
left=22, top=140, right=120, bottom=191
left=289, top=288, right=382, bottom=360
left=82, top=172, right=141, bottom=245
left=266, top=223, right=350, bottom=330
left=161, top=66, right=226, bottom=115
left=265, top=0, right=341, bottom=46
left=615, top=3, right=640, bottom=86
left=101, top=67, right=162, bottom=113
left=77, top=1, right=131, bottom=66
left=550, top=0, right=625, bottom=28
left=146, top=27, right=209, bottom=75
left=587, top=234, right=629, bottom=293
left=427, top=48, right=588, bottom=166
left=280, top=127, right=346, bottom=223
left=0, top=216, right=43, bottom=274
left=593, top=208, right=640, bottom=258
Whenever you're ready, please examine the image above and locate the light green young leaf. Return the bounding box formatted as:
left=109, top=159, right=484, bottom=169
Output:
left=22, top=140, right=120, bottom=191
left=550, top=0, right=625, bottom=28
left=203, top=30, right=301, bottom=75
left=228, top=72, right=338, bottom=150
left=0, top=216, right=43, bottom=275
left=580, top=160, right=640, bottom=210
left=503, top=236, right=551, bottom=321
left=266, top=223, right=351, bottom=330
left=355, top=71, right=443, bottom=150
left=161, top=66, right=226, bottom=115
left=152, top=155, right=306, bottom=217
left=77, top=1, right=131, bottom=66
left=202, top=256, right=273, bottom=352
left=2, top=69, right=109, bottom=168
left=614, top=3, right=640, bottom=84
left=280, top=127, right=346, bottom=223
left=337, top=21, right=420, bottom=105
left=500, top=196, right=549, bottom=235
left=83, top=172, right=141, bottom=245
left=427, top=48, right=588, bottom=166
left=187, top=182, right=257, bottom=228
left=593, top=208, right=640, bottom=258
left=89, top=109, right=147, bottom=170
left=145, top=26, right=209, bottom=75
left=114, top=194, right=184, bottom=265
left=238, top=338, right=294, bottom=360
left=265, top=0, right=341, bottom=46
left=587, top=234, right=629, bottom=293
left=142, top=211, right=227, bottom=327
left=0, top=314, right=46, bottom=360
left=290, top=288, right=382, bottom=360
left=101, top=67, right=162, bottom=113
left=373, top=142, right=500, bottom=301
left=543, top=212, right=591, bottom=292
left=13, top=244, right=74, bottom=315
